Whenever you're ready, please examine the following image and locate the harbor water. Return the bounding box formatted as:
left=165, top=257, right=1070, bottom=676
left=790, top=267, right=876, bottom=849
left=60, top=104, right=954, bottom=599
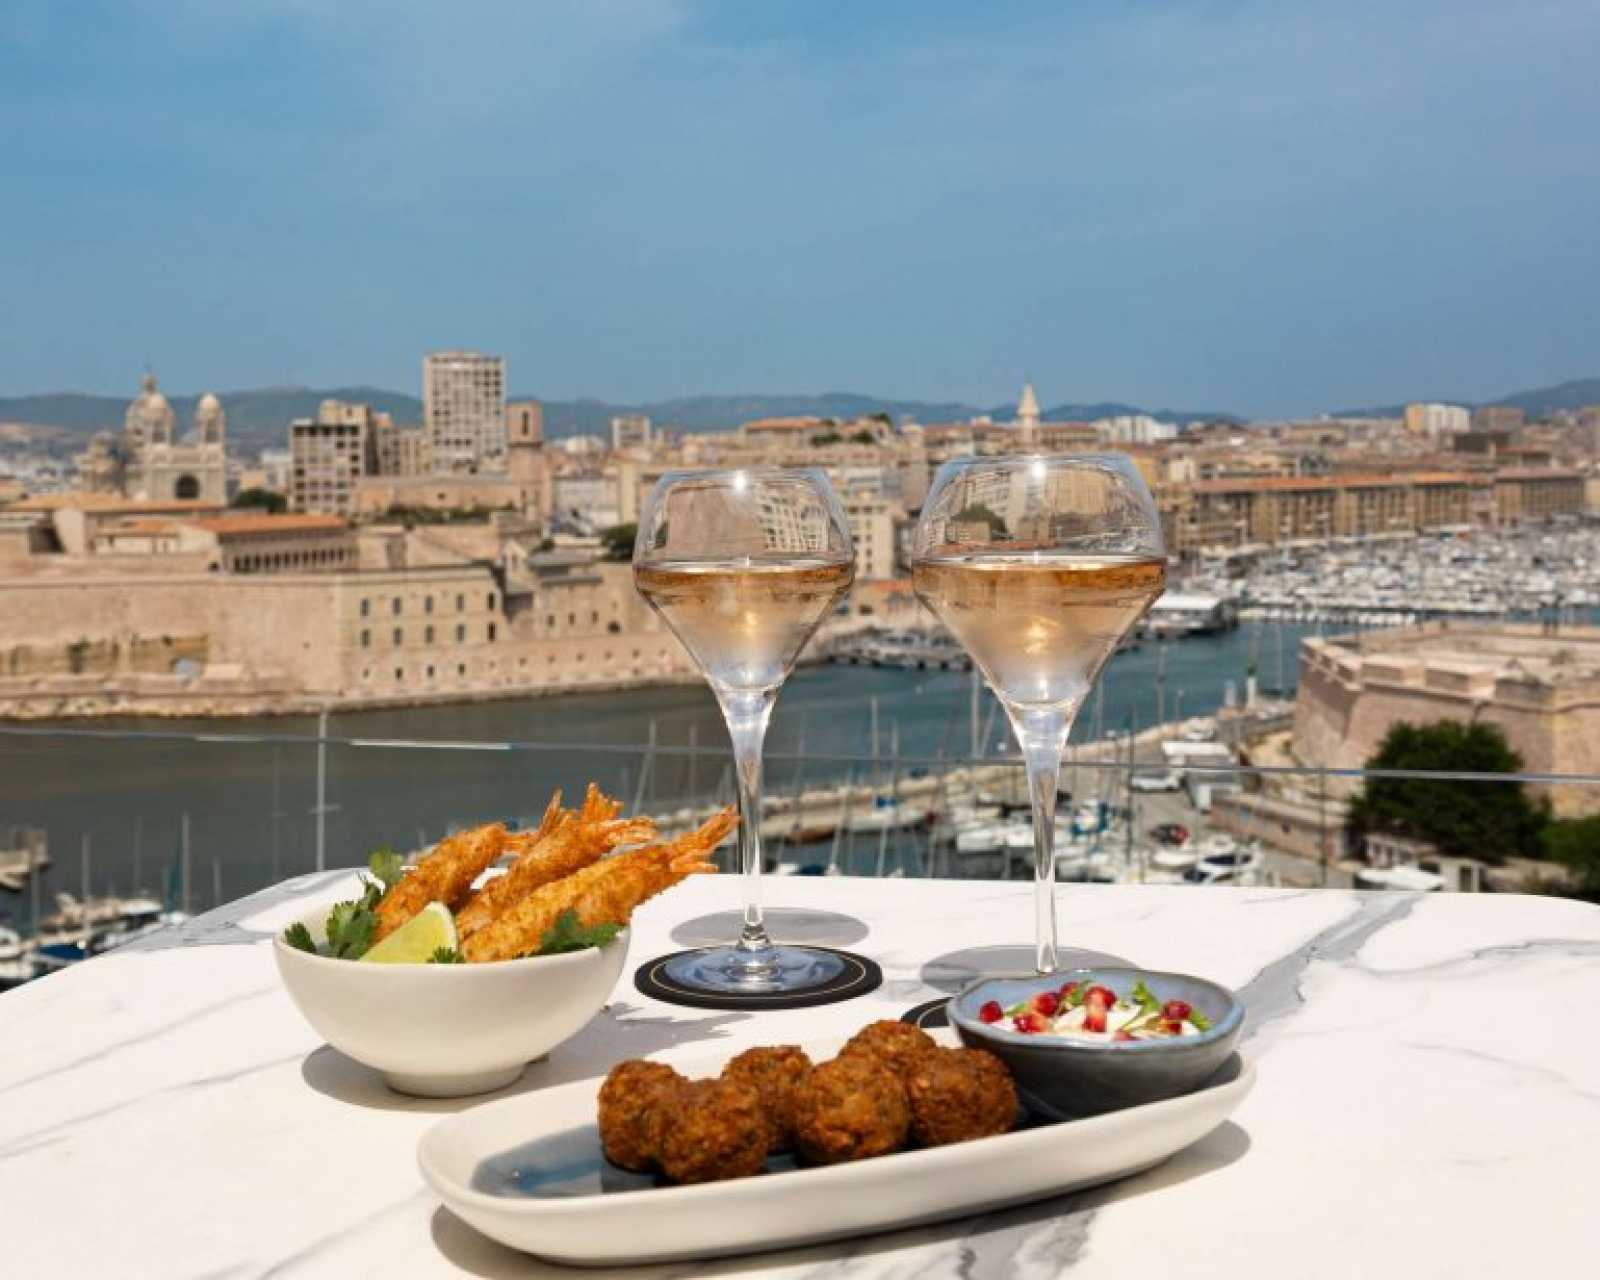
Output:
left=0, top=621, right=1319, bottom=924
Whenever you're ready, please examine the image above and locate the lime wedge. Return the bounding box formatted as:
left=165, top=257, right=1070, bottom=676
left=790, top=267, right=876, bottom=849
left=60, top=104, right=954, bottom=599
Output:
left=360, top=902, right=458, bottom=964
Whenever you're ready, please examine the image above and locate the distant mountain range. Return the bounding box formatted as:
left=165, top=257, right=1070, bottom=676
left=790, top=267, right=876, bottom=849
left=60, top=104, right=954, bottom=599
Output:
left=1334, top=377, right=1600, bottom=420
left=2, top=374, right=1595, bottom=456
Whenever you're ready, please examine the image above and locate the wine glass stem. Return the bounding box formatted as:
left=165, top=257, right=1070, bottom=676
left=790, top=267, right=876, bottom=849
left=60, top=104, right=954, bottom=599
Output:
left=718, top=688, right=777, bottom=954
left=1014, top=708, right=1071, bottom=975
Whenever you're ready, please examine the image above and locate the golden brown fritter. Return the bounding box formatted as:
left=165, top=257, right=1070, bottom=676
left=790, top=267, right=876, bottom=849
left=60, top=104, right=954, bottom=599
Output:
left=656, top=1078, right=768, bottom=1184
left=790, top=1054, right=910, bottom=1165
left=838, top=1020, right=938, bottom=1083
left=905, top=1047, right=1017, bottom=1148
left=463, top=809, right=733, bottom=963
left=372, top=822, right=508, bottom=942
left=722, top=1045, right=813, bottom=1155
left=597, top=1060, right=687, bottom=1173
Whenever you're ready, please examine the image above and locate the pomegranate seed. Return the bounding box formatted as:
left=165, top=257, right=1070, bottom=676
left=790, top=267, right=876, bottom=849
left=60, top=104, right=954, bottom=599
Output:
left=1058, top=980, right=1081, bottom=1001
left=1012, top=1011, right=1048, bottom=1034
left=1083, top=1005, right=1108, bottom=1034
left=1086, top=985, right=1118, bottom=1007
left=1163, top=999, right=1193, bottom=1022
left=979, top=1000, right=1003, bottom=1024
left=1031, top=991, right=1061, bottom=1016
left=1162, top=1019, right=1185, bottom=1035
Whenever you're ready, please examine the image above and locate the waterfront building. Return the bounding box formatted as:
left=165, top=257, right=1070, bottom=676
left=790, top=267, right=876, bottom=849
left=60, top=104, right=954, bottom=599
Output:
left=1294, top=623, right=1600, bottom=816
left=424, top=351, right=506, bottom=472
left=1492, top=468, right=1585, bottom=525
left=176, top=514, right=357, bottom=574
left=289, top=401, right=379, bottom=516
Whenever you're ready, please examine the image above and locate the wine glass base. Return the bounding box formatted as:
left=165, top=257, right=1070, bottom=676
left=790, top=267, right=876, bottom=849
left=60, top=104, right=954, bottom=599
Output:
left=635, top=945, right=883, bottom=1010
left=663, top=944, right=847, bottom=995
left=918, top=944, right=1137, bottom=993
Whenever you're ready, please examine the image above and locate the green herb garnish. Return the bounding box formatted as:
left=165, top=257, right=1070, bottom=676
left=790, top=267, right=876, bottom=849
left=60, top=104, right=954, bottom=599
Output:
left=1189, top=1007, right=1212, bottom=1032
left=367, top=847, right=404, bottom=894
left=533, top=909, right=622, bottom=956
left=324, top=899, right=377, bottom=959
left=429, top=946, right=465, bottom=964
left=283, top=921, right=317, bottom=954
left=1130, top=979, right=1162, bottom=1017
left=281, top=847, right=408, bottom=960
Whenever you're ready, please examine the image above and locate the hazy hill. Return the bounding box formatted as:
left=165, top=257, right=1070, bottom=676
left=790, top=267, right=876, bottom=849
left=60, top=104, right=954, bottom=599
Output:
left=0, top=386, right=1236, bottom=454
left=1335, top=376, right=1600, bottom=420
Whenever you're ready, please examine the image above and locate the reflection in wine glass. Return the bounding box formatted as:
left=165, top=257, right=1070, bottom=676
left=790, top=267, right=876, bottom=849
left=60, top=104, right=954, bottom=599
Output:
left=633, top=468, right=855, bottom=995
left=910, top=455, right=1166, bottom=974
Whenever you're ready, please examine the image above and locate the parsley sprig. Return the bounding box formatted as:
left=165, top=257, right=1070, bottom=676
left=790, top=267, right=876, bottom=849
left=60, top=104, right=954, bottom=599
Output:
left=532, top=909, right=622, bottom=957
left=282, top=848, right=406, bottom=959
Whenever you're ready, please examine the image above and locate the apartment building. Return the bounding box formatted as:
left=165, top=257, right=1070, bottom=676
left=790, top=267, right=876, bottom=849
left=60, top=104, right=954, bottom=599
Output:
left=289, top=401, right=380, bottom=515
left=424, top=350, right=506, bottom=472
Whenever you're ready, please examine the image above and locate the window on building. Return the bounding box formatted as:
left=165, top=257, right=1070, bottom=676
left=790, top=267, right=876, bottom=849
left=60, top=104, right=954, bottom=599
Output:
left=547, top=615, right=555, bottom=627
left=488, top=623, right=497, bottom=642
left=425, top=596, right=434, bottom=614
left=425, top=625, right=435, bottom=644
left=591, top=610, right=599, bottom=624
left=393, top=628, right=403, bottom=645
left=360, top=630, right=370, bottom=648
left=456, top=594, right=465, bottom=611
left=455, top=624, right=465, bottom=642
left=392, top=598, right=402, bottom=616
left=487, top=593, right=496, bottom=610
left=568, top=613, right=575, bottom=625
left=394, top=667, right=403, bottom=681
left=426, top=664, right=435, bottom=678
left=360, top=599, right=370, bottom=618
left=457, top=663, right=466, bottom=676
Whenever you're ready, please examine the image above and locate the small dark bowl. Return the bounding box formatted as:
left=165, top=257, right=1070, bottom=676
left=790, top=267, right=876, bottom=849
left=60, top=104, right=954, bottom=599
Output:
left=950, top=967, right=1244, bottom=1119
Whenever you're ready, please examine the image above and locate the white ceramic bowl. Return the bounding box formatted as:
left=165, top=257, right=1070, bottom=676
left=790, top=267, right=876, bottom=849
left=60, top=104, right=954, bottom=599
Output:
left=273, top=903, right=629, bottom=1097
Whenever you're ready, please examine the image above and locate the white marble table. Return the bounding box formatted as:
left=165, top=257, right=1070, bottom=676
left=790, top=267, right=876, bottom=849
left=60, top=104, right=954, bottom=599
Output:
left=4, top=874, right=1599, bottom=1279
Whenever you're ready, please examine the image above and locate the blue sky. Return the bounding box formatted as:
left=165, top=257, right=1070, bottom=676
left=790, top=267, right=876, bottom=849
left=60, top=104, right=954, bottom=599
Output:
left=2, top=0, right=1597, bottom=417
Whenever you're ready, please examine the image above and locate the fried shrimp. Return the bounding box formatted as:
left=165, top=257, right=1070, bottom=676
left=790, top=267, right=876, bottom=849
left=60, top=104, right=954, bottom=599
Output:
left=454, top=786, right=656, bottom=940
left=371, top=821, right=509, bottom=943
left=462, top=808, right=735, bottom=963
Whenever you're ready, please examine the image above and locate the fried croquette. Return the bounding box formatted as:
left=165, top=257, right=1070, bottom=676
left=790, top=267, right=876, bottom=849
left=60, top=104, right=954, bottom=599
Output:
left=838, top=1020, right=938, bottom=1082
left=656, top=1078, right=768, bottom=1184
left=722, top=1045, right=813, bottom=1154
left=597, top=1060, right=687, bottom=1172
left=790, top=1055, right=909, bottom=1165
left=905, top=1047, right=1017, bottom=1147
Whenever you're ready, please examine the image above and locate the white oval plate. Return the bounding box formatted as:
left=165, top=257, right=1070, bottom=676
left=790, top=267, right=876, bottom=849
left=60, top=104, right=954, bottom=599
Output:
left=418, top=1029, right=1255, bottom=1267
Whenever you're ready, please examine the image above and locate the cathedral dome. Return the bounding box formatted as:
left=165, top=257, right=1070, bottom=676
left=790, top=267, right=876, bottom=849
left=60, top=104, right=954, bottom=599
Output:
left=197, top=392, right=221, bottom=412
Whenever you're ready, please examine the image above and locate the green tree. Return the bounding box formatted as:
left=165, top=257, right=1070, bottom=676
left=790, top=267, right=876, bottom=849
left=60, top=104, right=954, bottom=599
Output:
left=811, top=432, right=843, bottom=446
left=1540, top=816, right=1600, bottom=900
left=231, top=487, right=287, bottom=514
left=600, top=522, right=637, bottom=561
left=850, top=429, right=876, bottom=444
left=1347, top=721, right=1545, bottom=865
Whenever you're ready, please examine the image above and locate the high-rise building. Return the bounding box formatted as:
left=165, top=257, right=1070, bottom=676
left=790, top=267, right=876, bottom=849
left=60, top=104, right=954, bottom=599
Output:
left=424, top=351, right=506, bottom=473
left=289, top=400, right=379, bottom=515
left=1473, top=405, right=1525, bottom=434
left=611, top=414, right=652, bottom=451
left=1404, top=403, right=1470, bottom=436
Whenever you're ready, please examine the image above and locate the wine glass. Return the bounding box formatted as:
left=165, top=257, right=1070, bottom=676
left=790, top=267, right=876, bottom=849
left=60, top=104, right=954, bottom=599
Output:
left=633, top=468, right=855, bottom=994
left=910, top=455, right=1166, bottom=974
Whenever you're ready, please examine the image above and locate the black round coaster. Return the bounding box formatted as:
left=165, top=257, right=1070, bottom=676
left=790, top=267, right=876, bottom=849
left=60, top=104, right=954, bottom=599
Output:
left=634, top=947, right=882, bottom=1012
left=901, top=997, right=951, bottom=1030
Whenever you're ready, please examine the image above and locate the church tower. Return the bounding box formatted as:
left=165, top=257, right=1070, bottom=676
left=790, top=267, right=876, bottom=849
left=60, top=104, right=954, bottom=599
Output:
left=1017, top=380, right=1041, bottom=445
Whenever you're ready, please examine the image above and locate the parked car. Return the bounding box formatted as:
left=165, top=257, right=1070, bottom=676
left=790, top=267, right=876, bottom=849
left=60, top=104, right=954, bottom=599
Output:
left=1130, top=770, right=1182, bottom=793
left=1148, top=822, right=1190, bottom=846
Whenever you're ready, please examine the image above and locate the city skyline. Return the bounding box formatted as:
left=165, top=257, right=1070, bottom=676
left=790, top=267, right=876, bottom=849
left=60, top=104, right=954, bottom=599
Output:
left=2, top=1, right=1598, bottom=416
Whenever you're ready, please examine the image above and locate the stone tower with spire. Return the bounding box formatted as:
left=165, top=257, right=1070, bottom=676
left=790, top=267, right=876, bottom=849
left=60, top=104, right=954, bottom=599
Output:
left=1016, top=379, right=1041, bottom=445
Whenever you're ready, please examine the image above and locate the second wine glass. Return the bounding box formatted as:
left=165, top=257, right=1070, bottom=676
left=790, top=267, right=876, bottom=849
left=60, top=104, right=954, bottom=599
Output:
left=910, top=454, right=1166, bottom=974
left=633, top=467, right=855, bottom=995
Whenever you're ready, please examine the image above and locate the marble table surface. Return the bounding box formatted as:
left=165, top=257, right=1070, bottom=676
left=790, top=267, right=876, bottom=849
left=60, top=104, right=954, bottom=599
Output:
left=4, top=873, right=1599, bottom=1279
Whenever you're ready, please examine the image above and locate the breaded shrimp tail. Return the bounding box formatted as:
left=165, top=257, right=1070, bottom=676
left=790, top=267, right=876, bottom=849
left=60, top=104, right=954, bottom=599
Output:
left=463, top=808, right=736, bottom=963
left=454, top=812, right=656, bottom=940
left=373, top=822, right=508, bottom=942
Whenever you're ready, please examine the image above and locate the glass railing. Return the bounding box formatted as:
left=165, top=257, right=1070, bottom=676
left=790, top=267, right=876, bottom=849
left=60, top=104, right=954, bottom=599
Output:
left=1, top=724, right=1593, bottom=914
